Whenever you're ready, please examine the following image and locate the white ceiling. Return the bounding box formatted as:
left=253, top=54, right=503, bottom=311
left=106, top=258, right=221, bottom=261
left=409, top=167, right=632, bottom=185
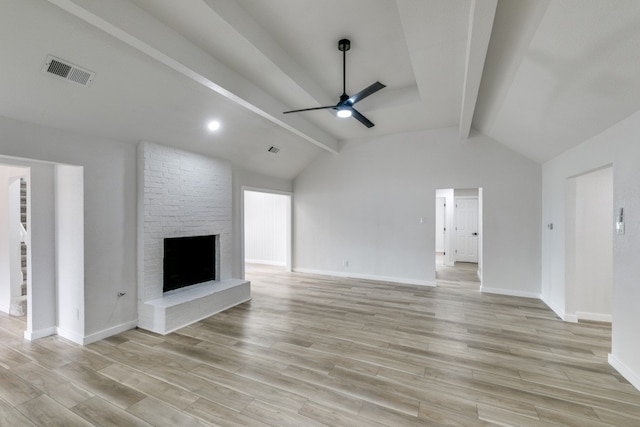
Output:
left=1, top=0, right=640, bottom=178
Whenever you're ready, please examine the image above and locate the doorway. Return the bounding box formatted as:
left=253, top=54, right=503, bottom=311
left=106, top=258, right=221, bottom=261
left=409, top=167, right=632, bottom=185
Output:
left=0, top=165, right=30, bottom=320
left=435, top=188, right=482, bottom=284
left=565, top=166, right=613, bottom=323
left=0, top=158, right=84, bottom=342
left=242, top=188, right=292, bottom=277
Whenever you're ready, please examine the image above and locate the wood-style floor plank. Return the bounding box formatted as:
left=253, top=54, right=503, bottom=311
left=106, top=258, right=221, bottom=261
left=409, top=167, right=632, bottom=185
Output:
left=0, top=263, right=639, bottom=426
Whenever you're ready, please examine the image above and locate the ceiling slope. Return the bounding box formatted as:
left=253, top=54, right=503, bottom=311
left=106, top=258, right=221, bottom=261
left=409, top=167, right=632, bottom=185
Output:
left=47, top=0, right=339, bottom=154
left=475, top=0, right=640, bottom=162
left=3, top=0, right=640, bottom=171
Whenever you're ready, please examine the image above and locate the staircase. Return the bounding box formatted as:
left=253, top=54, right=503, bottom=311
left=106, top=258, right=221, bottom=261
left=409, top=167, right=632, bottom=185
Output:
left=10, top=179, right=28, bottom=316
left=20, top=179, right=27, bottom=297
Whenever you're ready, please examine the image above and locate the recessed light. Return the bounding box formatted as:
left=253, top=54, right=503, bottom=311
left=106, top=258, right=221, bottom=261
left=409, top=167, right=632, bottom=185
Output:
left=207, top=120, right=221, bottom=131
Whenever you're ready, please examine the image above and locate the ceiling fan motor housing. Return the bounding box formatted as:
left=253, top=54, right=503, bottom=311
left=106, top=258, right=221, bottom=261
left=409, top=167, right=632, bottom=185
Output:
left=338, top=39, right=351, bottom=52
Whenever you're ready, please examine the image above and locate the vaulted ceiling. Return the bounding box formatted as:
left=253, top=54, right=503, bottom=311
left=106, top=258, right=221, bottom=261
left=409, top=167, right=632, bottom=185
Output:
left=1, top=0, right=640, bottom=179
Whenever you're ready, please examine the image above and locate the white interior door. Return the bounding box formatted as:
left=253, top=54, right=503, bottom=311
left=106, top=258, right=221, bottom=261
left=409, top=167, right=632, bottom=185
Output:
left=454, top=197, right=478, bottom=263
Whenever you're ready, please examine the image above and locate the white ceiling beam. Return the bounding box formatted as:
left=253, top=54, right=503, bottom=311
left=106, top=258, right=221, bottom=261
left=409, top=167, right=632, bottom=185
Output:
left=459, top=0, right=497, bottom=139
left=199, top=1, right=424, bottom=117
left=46, top=0, right=339, bottom=154
left=199, top=0, right=333, bottom=110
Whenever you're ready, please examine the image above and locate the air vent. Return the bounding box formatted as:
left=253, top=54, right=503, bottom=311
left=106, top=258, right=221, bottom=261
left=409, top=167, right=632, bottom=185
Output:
left=42, top=55, right=94, bottom=87
left=267, top=146, right=281, bottom=154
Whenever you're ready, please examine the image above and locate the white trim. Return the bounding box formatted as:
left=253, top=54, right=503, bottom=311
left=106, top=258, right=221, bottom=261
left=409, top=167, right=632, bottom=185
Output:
left=293, top=268, right=436, bottom=287
left=563, top=314, right=578, bottom=323
left=609, top=353, right=640, bottom=392
left=576, top=311, right=612, bottom=323
left=56, top=327, right=84, bottom=345
left=540, top=293, right=565, bottom=319
left=81, top=320, right=139, bottom=345
left=241, top=186, right=292, bottom=197
left=24, top=326, right=56, bottom=341
left=480, top=286, right=540, bottom=299
left=0, top=302, right=10, bottom=314
left=245, top=259, right=286, bottom=267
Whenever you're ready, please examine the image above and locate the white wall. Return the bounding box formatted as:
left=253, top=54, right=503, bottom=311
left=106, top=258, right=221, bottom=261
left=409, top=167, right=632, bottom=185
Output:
left=55, top=165, right=85, bottom=342
left=294, top=127, right=541, bottom=294
left=542, top=109, right=640, bottom=390
left=0, top=116, right=137, bottom=341
left=244, top=191, right=289, bottom=266
left=24, top=161, right=56, bottom=339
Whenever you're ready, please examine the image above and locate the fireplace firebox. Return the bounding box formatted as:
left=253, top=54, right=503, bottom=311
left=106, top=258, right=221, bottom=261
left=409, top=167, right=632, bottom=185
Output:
left=163, top=235, right=218, bottom=293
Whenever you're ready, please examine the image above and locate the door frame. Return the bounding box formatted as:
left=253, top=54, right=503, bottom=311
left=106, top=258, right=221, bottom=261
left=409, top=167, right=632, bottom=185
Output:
left=240, top=186, right=292, bottom=279
left=435, top=188, right=483, bottom=284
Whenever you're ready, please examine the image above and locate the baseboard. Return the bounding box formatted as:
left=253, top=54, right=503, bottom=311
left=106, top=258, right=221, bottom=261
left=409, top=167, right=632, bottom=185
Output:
left=245, top=259, right=286, bottom=266
left=81, top=320, right=139, bottom=345
left=480, top=286, right=541, bottom=299
left=293, top=268, right=436, bottom=287
left=563, top=314, right=578, bottom=323
left=56, top=327, right=84, bottom=345
left=576, top=311, right=612, bottom=323
left=540, top=295, right=612, bottom=323
left=0, top=302, right=10, bottom=314
left=540, top=293, right=565, bottom=320
left=23, top=321, right=139, bottom=345
left=24, top=326, right=56, bottom=341
left=609, top=353, right=640, bottom=392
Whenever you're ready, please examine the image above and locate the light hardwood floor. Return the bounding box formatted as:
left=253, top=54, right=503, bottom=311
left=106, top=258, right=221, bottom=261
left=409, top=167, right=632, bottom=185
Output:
left=1, top=265, right=639, bottom=426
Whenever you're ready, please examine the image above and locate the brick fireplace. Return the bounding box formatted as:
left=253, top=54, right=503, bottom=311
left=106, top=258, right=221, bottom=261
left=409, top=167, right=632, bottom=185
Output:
left=136, top=141, right=249, bottom=334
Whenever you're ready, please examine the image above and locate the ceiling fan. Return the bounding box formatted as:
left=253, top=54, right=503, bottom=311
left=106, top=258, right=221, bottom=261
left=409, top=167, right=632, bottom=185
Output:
left=283, top=39, right=385, bottom=128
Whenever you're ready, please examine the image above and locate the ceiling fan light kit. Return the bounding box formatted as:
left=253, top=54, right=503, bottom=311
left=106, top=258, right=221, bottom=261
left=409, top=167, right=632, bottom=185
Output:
left=337, top=107, right=352, bottom=118
left=283, top=38, right=385, bottom=128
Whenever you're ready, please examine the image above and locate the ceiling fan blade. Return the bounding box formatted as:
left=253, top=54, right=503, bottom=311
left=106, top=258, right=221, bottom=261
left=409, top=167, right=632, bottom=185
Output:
left=283, top=105, right=335, bottom=114
left=347, top=81, right=386, bottom=105
left=351, top=108, right=375, bottom=128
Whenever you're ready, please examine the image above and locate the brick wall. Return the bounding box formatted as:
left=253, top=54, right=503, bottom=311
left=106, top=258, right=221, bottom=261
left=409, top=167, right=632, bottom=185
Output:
left=138, top=141, right=232, bottom=302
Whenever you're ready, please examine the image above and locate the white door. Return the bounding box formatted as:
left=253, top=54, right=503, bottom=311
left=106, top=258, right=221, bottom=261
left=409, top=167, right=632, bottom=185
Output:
left=454, top=197, right=478, bottom=263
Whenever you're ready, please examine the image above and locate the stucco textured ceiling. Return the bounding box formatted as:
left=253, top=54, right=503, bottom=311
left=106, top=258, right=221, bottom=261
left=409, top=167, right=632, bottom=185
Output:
left=1, top=0, right=640, bottom=177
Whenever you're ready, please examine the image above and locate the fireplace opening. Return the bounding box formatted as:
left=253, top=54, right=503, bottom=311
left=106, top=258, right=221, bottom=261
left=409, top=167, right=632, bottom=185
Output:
left=163, top=234, right=218, bottom=293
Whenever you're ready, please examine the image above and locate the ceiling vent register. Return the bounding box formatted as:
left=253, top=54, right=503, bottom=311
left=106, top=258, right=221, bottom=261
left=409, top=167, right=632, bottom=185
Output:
left=42, top=55, right=94, bottom=87
left=267, top=146, right=280, bottom=154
